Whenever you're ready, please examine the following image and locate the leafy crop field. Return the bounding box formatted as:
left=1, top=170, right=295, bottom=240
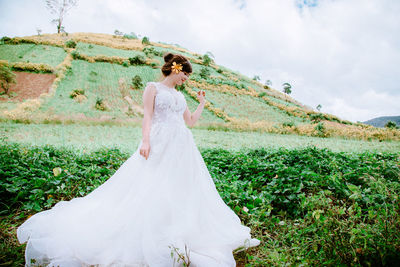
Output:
left=0, top=44, right=66, bottom=67
left=1, top=143, right=399, bottom=266
left=204, top=90, right=307, bottom=124
left=75, top=42, right=145, bottom=58
left=40, top=60, right=160, bottom=118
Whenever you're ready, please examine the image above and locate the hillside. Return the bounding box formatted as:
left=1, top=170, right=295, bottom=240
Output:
left=363, top=115, right=400, bottom=128
left=0, top=32, right=399, bottom=141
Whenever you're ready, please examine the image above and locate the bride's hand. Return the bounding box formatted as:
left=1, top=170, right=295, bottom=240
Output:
left=197, top=90, right=206, bottom=104
left=140, top=142, right=150, bottom=160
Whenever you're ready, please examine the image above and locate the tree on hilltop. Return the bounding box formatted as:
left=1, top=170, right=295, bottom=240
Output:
left=45, top=0, right=78, bottom=34
left=282, top=82, right=292, bottom=94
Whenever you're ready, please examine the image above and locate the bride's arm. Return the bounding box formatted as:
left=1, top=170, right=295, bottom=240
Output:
left=140, top=83, right=156, bottom=159
left=183, top=90, right=206, bottom=127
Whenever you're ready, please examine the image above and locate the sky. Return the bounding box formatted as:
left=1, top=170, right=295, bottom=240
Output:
left=0, top=0, right=399, bottom=122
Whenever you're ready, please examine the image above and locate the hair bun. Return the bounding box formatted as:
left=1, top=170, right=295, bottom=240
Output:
left=163, top=53, right=174, bottom=63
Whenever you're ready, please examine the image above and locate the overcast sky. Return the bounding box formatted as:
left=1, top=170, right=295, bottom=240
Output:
left=1, top=0, right=399, bottom=122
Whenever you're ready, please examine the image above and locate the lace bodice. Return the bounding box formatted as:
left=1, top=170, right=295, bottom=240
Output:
left=147, top=82, right=187, bottom=126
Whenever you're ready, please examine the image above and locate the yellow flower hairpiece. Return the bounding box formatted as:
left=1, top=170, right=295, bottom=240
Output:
left=171, top=61, right=183, bottom=74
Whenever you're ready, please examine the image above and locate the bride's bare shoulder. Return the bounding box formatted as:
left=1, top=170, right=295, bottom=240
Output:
left=143, top=82, right=157, bottom=96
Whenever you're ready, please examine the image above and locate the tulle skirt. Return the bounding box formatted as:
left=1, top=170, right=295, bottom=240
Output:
left=17, top=122, right=260, bottom=266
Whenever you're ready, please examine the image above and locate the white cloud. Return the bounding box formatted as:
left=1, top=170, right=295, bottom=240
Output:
left=0, top=0, right=399, bottom=122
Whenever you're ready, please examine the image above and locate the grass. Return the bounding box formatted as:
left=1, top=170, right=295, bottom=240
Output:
left=0, top=44, right=67, bottom=67
left=75, top=42, right=146, bottom=58
left=1, top=122, right=399, bottom=154
left=203, top=90, right=307, bottom=124
left=39, top=60, right=160, bottom=118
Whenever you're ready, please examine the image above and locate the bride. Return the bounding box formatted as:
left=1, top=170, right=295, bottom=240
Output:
left=17, top=53, right=260, bottom=267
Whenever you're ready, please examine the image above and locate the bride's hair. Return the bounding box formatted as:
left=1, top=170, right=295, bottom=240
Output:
left=161, top=53, right=192, bottom=76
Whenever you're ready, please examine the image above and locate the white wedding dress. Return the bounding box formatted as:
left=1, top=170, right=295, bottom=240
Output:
left=17, top=82, right=260, bottom=267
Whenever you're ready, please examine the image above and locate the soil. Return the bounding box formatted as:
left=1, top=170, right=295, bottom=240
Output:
left=0, top=71, right=56, bottom=102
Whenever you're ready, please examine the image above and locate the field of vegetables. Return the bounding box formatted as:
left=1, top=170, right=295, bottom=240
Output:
left=0, top=143, right=399, bottom=266
left=0, top=43, right=66, bottom=67
left=39, top=60, right=160, bottom=117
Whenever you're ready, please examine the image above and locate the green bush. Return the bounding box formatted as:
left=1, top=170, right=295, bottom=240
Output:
left=69, top=88, right=85, bottom=98
left=142, top=36, right=150, bottom=45
left=128, top=55, right=146, bottom=65
left=95, top=97, right=107, bottom=111
left=0, top=36, right=12, bottom=44
left=123, top=33, right=138, bottom=39
left=258, top=92, right=267, bottom=97
left=70, top=50, right=79, bottom=59
left=122, top=60, right=129, bottom=67
left=385, top=121, right=398, bottom=129
left=65, top=40, right=77, bottom=48
left=1, top=144, right=399, bottom=265
left=199, top=67, right=210, bottom=79
left=142, top=47, right=163, bottom=57
left=131, top=75, right=143, bottom=90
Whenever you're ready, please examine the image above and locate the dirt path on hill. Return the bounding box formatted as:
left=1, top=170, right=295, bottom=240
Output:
left=0, top=71, right=56, bottom=102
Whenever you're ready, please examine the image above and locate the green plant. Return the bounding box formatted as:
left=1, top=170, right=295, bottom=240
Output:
left=123, top=32, right=138, bottom=39
left=142, top=36, right=150, bottom=45
left=131, top=75, right=143, bottom=90
left=95, top=97, right=107, bottom=111
left=143, top=47, right=162, bottom=57
left=69, top=89, right=85, bottom=98
left=203, top=54, right=212, bottom=66
left=282, top=121, right=294, bottom=127
left=65, top=40, right=77, bottom=48
left=385, top=121, right=398, bottom=129
left=0, top=62, right=16, bottom=95
left=258, top=92, right=267, bottom=97
left=70, top=50, right=79, bottom=59
left=314, top=122, right=326, bottom=137
left=0, top=36, right=12, bottom=44
left=128, top=55, right=146, bottom=65
left=88, top=44, right=94, bottom=49
left=199, top=67, right=210, bottom=79
left=122, top=60, right=129, bottom=67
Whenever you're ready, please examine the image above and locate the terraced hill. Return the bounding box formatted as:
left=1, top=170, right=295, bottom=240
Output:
left=0, top=33, right=399, bottom=141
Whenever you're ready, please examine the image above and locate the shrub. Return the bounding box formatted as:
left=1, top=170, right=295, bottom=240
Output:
left=95, top=97, right=108, bottom=111
left=65, top=40, right=77, bottom=48
left=122, top=60, right=129, bottom=67
left=142, top=36, right=150, bottom=45
left=310, top=113, right=324, bottom=122
left=203, top=54, right=212, bottom=66
left=143, top=47, right=163, bottom=57
left=69, top=89, right=85, bottom=99
left=216, top=69, right=223, bottom=74
left=385, top=121, right=398, bottom=129
left=128, top=55, right=146, bottom=65
left=88, top=44, right=94, bottom=49
left=314, top=122, right=327, bottom=137
left=282, top=121, right=294, bottom=127
left=70, top=50, right=79, bottom=59
left=0, top=62, right=16, bottom=95
left=131, top=75, right=143, bottom=90
left=123, top=32, right=138, bottom=39
left=258, top=92, right=267, bottom=97
left=0, top=36, right=12, bottom=44
left=199, top=67, right=210, bottom=79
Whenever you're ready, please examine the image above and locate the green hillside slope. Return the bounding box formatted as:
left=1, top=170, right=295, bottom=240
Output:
left=0, top=33, right=399, bottom=141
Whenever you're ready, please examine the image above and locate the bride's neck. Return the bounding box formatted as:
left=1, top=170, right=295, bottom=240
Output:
left=161, top=76, right=176, bottom=88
